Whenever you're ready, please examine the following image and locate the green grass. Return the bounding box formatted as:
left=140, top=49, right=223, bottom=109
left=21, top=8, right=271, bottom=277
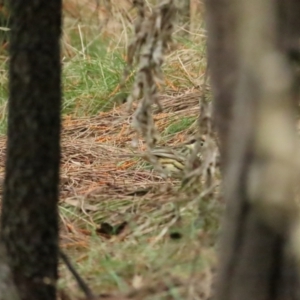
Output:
left=59, top=193, right=218, bottom=297
left=62, top=38, right=131, bottom=116
left=0, top=4, right=218, bottom=298
left=164, top=117, right=197, bottom=135
left=58, top=11, right=216, bottom=297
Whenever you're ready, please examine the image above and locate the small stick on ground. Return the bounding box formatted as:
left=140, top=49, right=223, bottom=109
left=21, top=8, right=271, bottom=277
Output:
left=60, top=250, right=97, bottom=300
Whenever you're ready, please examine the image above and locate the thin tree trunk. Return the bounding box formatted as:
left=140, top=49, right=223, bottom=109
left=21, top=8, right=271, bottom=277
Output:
left=205, top=0, right=238, bottom=165
left=1, top=1, right=62, bottom=299
left=206, top=0, right=300, bottom=299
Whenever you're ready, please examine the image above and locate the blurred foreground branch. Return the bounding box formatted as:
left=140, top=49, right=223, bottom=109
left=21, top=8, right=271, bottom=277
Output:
left=208, top=0, right=300, bottom=299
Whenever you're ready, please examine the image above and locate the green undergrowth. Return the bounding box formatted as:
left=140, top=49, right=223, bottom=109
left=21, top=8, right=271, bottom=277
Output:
left=62, top=36, right=131, bottom=116
left=0, top=6, right=219, bottom=298
left=0, top=22, right=207, bottom=134
left=164, top=117, right=197, bottom=135
left=59, top=192, right=221, bottom=297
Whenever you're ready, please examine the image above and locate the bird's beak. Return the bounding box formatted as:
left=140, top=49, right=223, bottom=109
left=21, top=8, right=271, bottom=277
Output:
left=185, top=143, right=195, bottom=150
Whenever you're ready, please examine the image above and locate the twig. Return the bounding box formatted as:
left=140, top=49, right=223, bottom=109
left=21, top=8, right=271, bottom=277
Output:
left=59, top=250, right=97, bottom=300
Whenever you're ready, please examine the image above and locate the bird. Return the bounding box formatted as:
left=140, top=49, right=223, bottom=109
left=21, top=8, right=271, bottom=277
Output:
left=175, top=135, right=206, bottom=155
left=155, top=135, right=206, bottom=177
left=120, top=136, right=205, bottom=178
left=146, top=147, right=186, bottom=177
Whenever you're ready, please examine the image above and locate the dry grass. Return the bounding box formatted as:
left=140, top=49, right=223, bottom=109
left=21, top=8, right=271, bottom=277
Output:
left=56, top=90, right=221, bottom=300
left=0, top=1, right=222, bottom=299
left=0, top=90, right=221, bottom=300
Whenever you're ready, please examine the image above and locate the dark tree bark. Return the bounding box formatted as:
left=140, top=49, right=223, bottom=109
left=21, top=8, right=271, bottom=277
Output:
left=206, top=0, right=300, bottom=299
left=0, top=244, right=19, bottom=300
left=1, top=1, right=62, bottom=300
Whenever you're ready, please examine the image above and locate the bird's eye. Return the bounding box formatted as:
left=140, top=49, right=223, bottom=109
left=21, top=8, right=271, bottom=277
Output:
left=189, top=138, right=197, bottom=144
left=200, top=135, right=206, bottom=146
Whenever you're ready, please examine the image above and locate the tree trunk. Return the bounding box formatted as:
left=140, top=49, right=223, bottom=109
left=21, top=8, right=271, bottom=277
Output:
left=205, top=0, right=238, bottom=165
left=0, top=245, right=19, bottom=300
left=206, top=0, right=300, bottom=299
left=1, top=1, right=62, bottom=299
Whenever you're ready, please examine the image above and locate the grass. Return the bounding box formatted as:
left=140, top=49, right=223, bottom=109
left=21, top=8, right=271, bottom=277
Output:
left=164, top=117, right=197, bottom=135
left=0, top=1, right=221, bottom=299
left=58, top=6, right=218, bottom=298
left=62, top=48, right=129, bottom=116
left=59, top=191, right=219, bottom=297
